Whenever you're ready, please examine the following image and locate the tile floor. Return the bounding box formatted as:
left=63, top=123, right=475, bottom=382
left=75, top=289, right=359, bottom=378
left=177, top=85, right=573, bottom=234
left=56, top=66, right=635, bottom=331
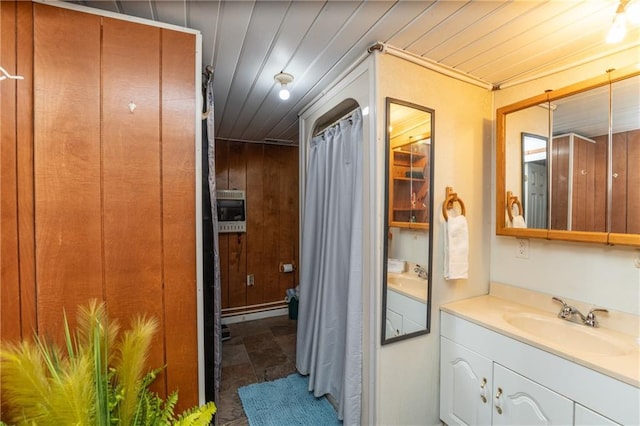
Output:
left=217, top=314, right=298, bottom=426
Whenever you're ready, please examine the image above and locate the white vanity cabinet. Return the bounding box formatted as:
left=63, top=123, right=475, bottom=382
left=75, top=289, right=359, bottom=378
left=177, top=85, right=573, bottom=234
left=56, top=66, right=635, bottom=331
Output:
left=440, top=311, right=635, bottom=426
left=386, top=289, right=426, bottom=336
left=492, top=363, right=573, bottom=425
left=574, top=404, right=620, bottom=426
left=441, top=338, right=573, bottom=426
left=440, top=338, right=492, bottom=425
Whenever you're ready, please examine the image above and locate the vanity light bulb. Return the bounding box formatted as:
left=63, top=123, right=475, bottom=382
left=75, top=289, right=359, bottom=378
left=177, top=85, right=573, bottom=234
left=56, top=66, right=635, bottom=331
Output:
left=279, top=87, right=290, bottom=100
left=627, top=2, right=640, bottom=25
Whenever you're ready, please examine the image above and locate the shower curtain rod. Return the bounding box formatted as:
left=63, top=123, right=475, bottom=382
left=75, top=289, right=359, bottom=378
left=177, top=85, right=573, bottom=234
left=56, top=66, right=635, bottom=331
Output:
left=314, top=108, right=359, bottom=137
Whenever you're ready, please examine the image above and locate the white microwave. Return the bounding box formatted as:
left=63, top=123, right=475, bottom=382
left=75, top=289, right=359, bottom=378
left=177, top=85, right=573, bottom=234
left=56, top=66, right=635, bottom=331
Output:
left=216, top=189, right=246, bottom=233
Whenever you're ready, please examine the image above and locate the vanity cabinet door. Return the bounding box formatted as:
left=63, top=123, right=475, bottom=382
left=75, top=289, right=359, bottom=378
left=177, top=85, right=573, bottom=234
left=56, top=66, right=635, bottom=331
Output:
left=440, top=337, right=493, bottom=426
left=385, top=309, right=403, bottom=337
left=574, top=404, right=620, bottom=426
left=492, top=363, right=573, bottom=426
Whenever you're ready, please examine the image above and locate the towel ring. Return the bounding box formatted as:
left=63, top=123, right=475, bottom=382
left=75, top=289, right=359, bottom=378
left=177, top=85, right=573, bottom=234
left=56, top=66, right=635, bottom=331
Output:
left=442, top=186, right=466, bottom=222
left=506, top=191, right=523, bottom=222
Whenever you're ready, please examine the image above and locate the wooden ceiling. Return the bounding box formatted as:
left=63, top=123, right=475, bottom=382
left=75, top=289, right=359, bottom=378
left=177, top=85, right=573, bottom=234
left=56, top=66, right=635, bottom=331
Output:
left=66, top=0, right=640, bottom=144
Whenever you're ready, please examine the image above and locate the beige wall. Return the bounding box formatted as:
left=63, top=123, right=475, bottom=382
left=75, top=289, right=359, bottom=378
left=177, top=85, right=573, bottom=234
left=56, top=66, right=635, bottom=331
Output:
left=375, top=53, right=493, bottom=425
left=492, top=48, right=640, bottom=316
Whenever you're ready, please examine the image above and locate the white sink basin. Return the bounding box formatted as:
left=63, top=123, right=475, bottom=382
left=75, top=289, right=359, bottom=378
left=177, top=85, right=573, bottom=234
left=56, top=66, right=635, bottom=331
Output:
left=503, top=312, right=635, bottom=357
left=387, top=272, right=427, bottom=302
left=387, top=273, right=423, bottom=288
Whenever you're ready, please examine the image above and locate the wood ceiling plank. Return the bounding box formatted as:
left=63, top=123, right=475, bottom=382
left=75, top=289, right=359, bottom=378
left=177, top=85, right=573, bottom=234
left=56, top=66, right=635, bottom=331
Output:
left=475, top=3, right=617, bottom=84
left=116, top=1, right=155, bottom=21
left=410, top=1, right=505, bottom=58
left=208, top=0, right=255, bottom=136
left=387, top=1, right=468, bottom=51
left=455, top=1, right=610, bottom=82
left=154, top=1, right=188, bottom=27
left=242, top=1, right=395, bottom=141
left=216, top=0, right=291, bottom=137
left=219, top=1, right=325, bottom=141
left=188, top=1, right=221, bottom=68
left=232, top=1, right=363, bottom=141
left=426, top=1, right=543, bottom=64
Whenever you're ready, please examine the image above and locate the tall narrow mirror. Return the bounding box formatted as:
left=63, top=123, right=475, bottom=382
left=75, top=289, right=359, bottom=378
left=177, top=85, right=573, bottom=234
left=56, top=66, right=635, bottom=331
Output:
left=382, top=98, right=434, bottom=344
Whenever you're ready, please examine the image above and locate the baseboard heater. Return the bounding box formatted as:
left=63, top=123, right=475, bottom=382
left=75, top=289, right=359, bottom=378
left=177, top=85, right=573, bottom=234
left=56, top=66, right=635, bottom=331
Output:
left=222, top=300, right=287, bottom=318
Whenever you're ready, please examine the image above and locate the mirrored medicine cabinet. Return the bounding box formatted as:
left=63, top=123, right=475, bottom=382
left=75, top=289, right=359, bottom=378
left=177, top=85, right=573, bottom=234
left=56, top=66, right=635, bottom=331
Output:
left=381, top=98, right=434, bottom=345
left=497, top=67, right=640, bottom=246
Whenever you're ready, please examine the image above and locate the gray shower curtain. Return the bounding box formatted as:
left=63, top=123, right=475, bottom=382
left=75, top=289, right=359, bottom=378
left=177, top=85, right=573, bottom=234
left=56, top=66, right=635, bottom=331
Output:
left=205, top=72, right=222, bottom=407
left=296, top=108, right=363, bottom=426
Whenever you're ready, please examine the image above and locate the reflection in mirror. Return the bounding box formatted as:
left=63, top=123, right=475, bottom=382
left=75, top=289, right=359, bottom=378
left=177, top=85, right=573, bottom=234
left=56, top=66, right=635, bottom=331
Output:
left=505, top=104, right=549, bottom=229
left=382, top=98, right=434, bottom=345
left=521, top=132, right=548, bottom=228
left=498, top=68, right=640, bottom=245
left=550, top=85, right=609, bottom=232
left=610, top=75, right=640, bottom=234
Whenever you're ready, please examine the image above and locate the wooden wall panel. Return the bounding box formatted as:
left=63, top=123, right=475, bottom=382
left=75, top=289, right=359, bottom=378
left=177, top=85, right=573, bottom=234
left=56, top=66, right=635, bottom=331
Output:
left=246, top=144, right=265, bottom=306
left=0, top=0, right=21, bottom=343
left=551, top=136, right=569, bottom=230
left=227, top=143, right=247, bottom=308
left=593, top=135, right=607, bottom=232
left=33, top=4, right=103, bottom=336
left=16, top=1, right=36, bottom=340
left=101, top=18, right=165, bottom=389
left=216, top=141, right=299, bottom=314
left=627, top=130, right=640, bottom=234
left=278, top=146, right=298, bottom=297
left=262, top=147, right=281, bottom=303
left=161, top=28, right=198, bottom=410
left=611, top=133, right=628, bottom=233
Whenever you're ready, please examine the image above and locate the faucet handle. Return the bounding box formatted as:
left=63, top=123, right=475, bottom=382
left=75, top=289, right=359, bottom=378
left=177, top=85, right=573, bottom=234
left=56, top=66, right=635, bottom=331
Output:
left=552, top=296, right=573, bottom=319
left=584, top=308, right=608, bottom=327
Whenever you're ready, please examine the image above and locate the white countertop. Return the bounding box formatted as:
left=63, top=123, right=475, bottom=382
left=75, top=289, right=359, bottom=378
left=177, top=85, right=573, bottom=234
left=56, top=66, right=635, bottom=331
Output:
left=441, top=295, right=640, bottom=387
left=387, top=271, right=428, bottom=303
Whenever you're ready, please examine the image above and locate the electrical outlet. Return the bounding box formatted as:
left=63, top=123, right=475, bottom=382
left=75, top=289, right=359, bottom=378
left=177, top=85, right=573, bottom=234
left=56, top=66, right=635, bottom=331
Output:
left=516, top=238, right=529, bottom=259
left=247, top=274, right=254, bottom=286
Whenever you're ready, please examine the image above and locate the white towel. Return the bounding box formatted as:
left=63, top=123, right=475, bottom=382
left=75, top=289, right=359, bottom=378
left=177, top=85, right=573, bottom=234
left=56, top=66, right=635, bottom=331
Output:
left=444, top=209, right=469, bottom=280
left=511, top=215, right=527, bottom=228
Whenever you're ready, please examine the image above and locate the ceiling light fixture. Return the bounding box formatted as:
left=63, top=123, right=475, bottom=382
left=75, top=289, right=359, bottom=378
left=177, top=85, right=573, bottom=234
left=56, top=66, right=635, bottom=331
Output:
left=606, top=0, right=640, bottom=43
left=274, top=71, right=294, bottom=100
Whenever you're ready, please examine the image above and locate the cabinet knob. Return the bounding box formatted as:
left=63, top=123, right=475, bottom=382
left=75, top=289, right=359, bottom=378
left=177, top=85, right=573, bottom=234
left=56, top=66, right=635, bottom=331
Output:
left=479, top=377, right=487, bottom=403
left=495, top=387, right=503, bottom=415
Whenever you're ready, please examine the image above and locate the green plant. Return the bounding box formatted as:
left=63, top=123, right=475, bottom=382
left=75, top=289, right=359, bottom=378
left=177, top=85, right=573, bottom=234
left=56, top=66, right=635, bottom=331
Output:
left=0, top=301, right=215, bottom=425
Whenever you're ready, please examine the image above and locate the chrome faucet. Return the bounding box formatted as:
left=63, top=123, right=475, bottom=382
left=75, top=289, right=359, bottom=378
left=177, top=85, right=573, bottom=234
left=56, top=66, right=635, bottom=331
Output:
left=584, top=308, right=609, bottom=328
left=552, top=296, right=585, bottom=322
left=552, top=297, right=608, bottom=328
left=414, top=264, right=428, bottom=280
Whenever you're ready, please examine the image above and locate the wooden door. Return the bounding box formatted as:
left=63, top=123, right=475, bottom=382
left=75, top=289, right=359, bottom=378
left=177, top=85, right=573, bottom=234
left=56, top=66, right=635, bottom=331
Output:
left=1, top=0, right=36, bottom=342
left=161, top=27, right=198, bottom=408
left=33, top=4, right=104, bottom=335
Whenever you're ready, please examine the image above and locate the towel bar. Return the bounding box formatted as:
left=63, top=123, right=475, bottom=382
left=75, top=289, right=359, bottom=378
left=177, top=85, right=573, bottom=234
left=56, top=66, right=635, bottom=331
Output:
left=442, top=186, right=466, bottom=221
left=506, top=191, right=524, bottom=222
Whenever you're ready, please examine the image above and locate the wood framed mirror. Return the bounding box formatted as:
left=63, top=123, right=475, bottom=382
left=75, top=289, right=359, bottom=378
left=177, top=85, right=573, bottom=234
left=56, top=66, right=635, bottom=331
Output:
left=496, top=66, right=640, bottom=246
left=381, top=98, right=434, bottom=345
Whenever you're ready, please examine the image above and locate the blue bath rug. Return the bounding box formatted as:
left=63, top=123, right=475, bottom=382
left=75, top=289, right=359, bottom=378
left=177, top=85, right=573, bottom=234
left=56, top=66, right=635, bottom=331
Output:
left=238, top=373, right=341, bottom=426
